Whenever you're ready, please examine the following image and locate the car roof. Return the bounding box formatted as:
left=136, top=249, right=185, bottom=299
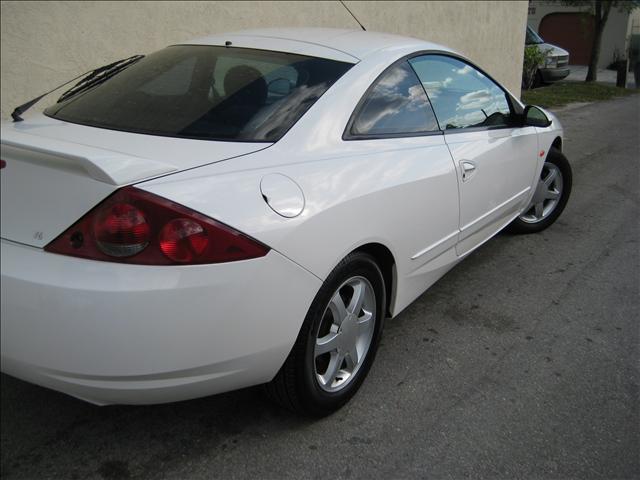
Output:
left=182, top=28, right=454, bottom=63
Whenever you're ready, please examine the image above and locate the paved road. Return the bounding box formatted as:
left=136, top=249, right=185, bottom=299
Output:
left=1, top=96, right=639, bottom=480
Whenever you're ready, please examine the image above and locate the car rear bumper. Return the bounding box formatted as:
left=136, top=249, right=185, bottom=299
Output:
left=540, top=67, right=570, bottom=83
left=0, top=239, right=321, bottom=405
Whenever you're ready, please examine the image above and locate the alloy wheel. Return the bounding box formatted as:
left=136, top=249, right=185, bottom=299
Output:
left=313, top=276, right=376, bottom=393
left=519, top=162, right=563, bottom=223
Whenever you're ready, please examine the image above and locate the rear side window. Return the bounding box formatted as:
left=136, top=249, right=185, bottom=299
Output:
left=408, top=55, right=512, bottom=130
left=45, top=46, right=353, bottom=142
left=349, top=61, right=439, bottom=137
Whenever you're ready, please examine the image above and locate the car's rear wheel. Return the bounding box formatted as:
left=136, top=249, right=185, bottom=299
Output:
left=265, top=252, right=385, bottom=416
left=507, top=147, right=572, bottom=234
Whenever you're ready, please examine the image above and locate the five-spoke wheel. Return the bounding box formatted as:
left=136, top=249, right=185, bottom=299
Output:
left=508, top=147, right=572, bottom=234
left=519, top=162, right=563, bottom=223
left=314, top=276, right=376, bottom=392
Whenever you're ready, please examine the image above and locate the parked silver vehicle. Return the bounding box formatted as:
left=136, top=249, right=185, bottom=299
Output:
left=526, top=26, right=570, bottom=84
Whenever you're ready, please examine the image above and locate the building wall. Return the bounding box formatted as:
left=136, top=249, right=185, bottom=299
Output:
left=0, top=1, right=528, bottom=120
left=528, top=0, right=635, bottom=68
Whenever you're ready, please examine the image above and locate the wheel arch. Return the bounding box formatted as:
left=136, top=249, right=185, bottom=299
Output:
left=352, top=242, right=397, bottom=318
left=551, top=136, right=562, bottom=152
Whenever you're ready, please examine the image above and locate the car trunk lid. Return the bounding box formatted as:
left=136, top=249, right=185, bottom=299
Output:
left=0, top=116, right=271, bottom=248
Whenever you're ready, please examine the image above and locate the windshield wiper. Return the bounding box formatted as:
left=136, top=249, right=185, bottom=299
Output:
left=11, top=55, right=144, bottom=122
left=56, top=55, right=144, bottom=104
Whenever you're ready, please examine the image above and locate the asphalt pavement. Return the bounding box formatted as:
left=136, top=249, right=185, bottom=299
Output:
left=1, top=95, right=639, bottom=480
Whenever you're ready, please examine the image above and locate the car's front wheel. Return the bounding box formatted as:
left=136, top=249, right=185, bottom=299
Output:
left=265, top=252, right=385, bottom=416
left=508, top=147, right=572, bottom=234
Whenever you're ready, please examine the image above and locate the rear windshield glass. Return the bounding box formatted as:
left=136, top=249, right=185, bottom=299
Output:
left=45, top=45, right=353, bottom=142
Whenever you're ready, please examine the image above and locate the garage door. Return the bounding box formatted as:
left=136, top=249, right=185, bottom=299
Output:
left=539, top=12, right=595, bottom=65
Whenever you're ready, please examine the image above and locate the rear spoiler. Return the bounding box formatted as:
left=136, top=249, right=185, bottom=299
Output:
left=0, top=128, right=177, bottom=185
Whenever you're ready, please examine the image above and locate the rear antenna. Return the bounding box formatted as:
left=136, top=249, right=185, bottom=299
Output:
left=339, top=0, right=366, bottom=31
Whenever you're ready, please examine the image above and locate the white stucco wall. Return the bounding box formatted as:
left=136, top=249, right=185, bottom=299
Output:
left=528, top=0, right=637, bottom=68
left=0, top=1, right=528, bottom=120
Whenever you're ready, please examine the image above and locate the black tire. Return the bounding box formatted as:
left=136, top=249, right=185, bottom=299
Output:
left=507, top=147, right=572, bottom=234
left=533, top=70, right=544, bottom=88
left=265, top=252, right=386, bottom=417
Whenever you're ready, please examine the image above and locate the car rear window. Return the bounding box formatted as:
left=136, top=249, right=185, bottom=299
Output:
left=45, top=45, right=353, bottom=142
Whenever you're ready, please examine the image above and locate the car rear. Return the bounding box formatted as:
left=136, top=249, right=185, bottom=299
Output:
left=0, top=41, right=355, bottom=404
left=0, top=131, right=321, bottom=404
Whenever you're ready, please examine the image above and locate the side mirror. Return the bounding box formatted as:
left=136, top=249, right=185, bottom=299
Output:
left=523, top=105, right=552, bottom=127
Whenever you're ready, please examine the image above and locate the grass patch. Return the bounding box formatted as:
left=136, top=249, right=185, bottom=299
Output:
left=521, top=81, right=636, bottom=109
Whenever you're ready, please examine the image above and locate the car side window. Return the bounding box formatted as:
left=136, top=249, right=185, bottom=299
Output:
left=349, top=61, right=439, bottom=137
left=408, top=55, right=513, bottom=130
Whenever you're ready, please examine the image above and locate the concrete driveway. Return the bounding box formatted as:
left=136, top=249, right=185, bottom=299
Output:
left=1, top=95, right=639, bottom=480
left=566, top=64, right=637, bottom=88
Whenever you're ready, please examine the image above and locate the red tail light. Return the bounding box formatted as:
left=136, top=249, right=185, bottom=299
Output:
left=159, top=218, right=209, bottom=262
left=94, top=203, right=150, bottom=257
left=45, top=186, right=269, bottom=265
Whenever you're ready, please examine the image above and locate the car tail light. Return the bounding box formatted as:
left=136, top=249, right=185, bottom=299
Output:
left=159, top=218, right=208, bottom=263
left=45, top=186, right=269, bottom=265
left=94, top=203, right=150, bottom=257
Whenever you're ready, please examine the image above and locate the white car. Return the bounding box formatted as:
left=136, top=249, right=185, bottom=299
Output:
left=525, top=26, right=570, bottom=85
left=0, top=28, right=572, bottom=416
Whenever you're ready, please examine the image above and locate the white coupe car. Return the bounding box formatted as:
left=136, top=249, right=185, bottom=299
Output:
left=0, top=28, right=571, bottom=416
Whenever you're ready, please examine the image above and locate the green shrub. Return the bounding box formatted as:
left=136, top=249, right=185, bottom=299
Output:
left=522, top=45, right=551, bottom=90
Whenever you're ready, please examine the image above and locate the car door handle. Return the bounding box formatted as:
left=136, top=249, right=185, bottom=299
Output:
left=461, top=161, right=476, bottom=181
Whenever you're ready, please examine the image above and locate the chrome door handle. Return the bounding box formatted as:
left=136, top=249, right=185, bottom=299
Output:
left=461, top=161, right=476, bottom=181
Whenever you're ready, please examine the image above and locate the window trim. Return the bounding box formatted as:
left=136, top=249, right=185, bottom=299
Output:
left=343, top=50, right=523, bottom=141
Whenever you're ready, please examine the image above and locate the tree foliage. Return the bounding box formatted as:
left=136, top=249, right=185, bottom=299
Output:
left=522, top=45, right=552, bottom=90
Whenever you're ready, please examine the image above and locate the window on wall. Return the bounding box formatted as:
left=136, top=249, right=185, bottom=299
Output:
left=349, top=61, right=439, bottom=137
left=408, top=55, right=513, bottom=130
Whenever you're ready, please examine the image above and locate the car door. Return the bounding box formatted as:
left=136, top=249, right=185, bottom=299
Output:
left=409, top=55, right=540, bottom=256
